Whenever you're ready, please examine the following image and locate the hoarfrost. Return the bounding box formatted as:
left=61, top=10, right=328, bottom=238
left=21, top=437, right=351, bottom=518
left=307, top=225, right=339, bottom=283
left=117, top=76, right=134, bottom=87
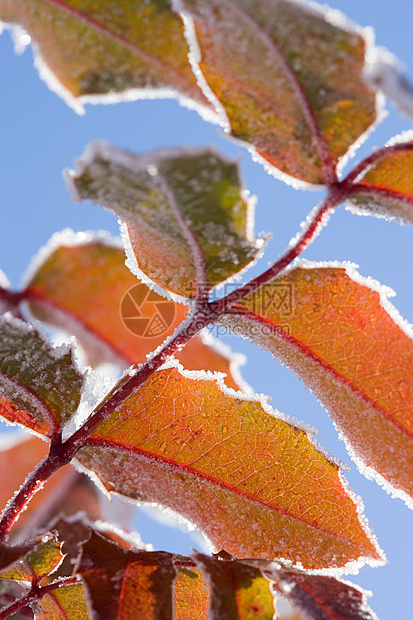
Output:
left=22, top=227, right=122, bottom=289
left=172, top=4, right=230, bottom=130
left=3, top=23, right=219, bottom=122
left=9, top=25, right=31, bottom=55
left=72, top=368, right=117, bottom=432
left=365, top=46, right=413, bottom=123
left=0, top=269, right=10, bottom=290
left=338, top=426, right=413, bottom=511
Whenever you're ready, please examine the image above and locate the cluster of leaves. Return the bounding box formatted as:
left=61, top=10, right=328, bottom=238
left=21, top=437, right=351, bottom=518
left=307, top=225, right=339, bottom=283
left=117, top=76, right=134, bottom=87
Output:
left=0, top=0, right=413, bottom=618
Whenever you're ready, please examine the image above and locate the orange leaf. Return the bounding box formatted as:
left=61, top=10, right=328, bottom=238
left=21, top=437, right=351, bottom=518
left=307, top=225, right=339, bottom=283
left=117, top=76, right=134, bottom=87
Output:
left=25, top=235, right=244, bottom=390
left=77, top=366, right=382, bottom=570
left=78, top=532, right=175, bottom=620
left=0, top=316, right=83, bottom=437
left=35, top=583, right=90, bottom=620
left=178, top=0, right=377, bottom=185
left=194, top=552, right=274, bottom=620
left=348, top=138, right=413, bottom=223
left=220, top=265, right=413, bottom=504
left=174, top=563, right=209, bottom=620
left=0, top=434, right=100, bottom=540
left=0, top=0, right=212, bottom=114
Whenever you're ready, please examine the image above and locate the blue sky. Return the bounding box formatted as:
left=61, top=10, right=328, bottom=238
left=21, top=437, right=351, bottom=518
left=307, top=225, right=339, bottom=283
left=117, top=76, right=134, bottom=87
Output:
left=1, top=1, right=413, bottom=617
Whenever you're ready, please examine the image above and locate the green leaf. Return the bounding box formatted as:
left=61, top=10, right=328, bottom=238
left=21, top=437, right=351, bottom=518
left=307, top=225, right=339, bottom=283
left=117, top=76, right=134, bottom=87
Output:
left=35, top=583, right=90, bottom=620
left=66, top=143, right=262, bottom=298
left=348, top=138, right=413, bottom=223
left=0, top=536, right=63, bottom=583
left=0, top=0, right=212, bottom=114
left=0, top=316, right=84, bottom=437
left=0, top=541, right=37, bottom=573
left=194, top=552, right=274, bottom=620
left=76, top=366, right=382, bottom=570
left=178, top=0, right=377, bottom=185
left=220, top=264, right=413, bottom=504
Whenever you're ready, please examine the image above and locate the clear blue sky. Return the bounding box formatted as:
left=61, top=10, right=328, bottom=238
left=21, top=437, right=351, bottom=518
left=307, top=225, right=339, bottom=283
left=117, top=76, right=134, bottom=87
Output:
left=1, top=2, right=413, bottom=618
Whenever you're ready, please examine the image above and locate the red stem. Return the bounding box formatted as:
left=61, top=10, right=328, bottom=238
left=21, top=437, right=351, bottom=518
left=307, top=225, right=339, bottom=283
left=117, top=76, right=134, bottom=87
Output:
left=0, top=314, right=209, bottom=540
left=0, top=576, right=78, bottom=620
left=210, top=183, right=350, bottom=314
left=0, top=287, right=25, bottom=320
left=0, top=456, right=61, bottom=541
left=0, top=181, right=351, bottom=541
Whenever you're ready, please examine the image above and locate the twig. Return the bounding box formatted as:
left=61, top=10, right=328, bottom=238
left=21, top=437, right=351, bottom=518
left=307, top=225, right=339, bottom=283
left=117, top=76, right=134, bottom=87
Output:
left=0, top=576, right=78, bottom=620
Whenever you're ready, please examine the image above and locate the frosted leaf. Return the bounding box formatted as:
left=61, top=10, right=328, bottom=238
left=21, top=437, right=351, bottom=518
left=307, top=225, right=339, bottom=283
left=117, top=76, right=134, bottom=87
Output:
left=24, top=237, right=247, bottom=390
left=66, top=142, right=263, bottom=299
left=347, top=132, right=413, bottom=225
left=220, top=263, right=413, bottom=506
left=364, top=46, right=413, bottom=122
left=194, top=551, right=274, bottom=619
left=0, top=535, right=63, bottom=583
left=0, top=315, right=84, bottom=437
left=76, top=365, right=383, bottom=571
left=78, top=531, right=176, bottom=619
left=263, top=563, right=379, bottom=620
left=0, top=0, right=215, bottom=118
left=175, top=0, right=378, bottom=185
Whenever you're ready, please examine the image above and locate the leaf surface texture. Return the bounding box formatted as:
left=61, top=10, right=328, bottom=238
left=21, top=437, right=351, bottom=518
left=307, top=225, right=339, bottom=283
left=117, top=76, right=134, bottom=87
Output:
left=0, top=317, right=83, bottom=436
left=0, top=0, right=211, bottom=110
left=25, top=239, right=243, bottom=390
left=221, top=266, right=413, bottom=503
left=349, top=141, right=413, bottom=223
left=178, top=0, right=377, bottom=184
left=77, top=367, right=381, bottom=569
left=67, top=144, right=261, bottom=297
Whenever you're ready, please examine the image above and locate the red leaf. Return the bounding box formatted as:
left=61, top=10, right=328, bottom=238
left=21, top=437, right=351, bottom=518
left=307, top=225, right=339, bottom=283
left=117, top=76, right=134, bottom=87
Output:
left=264, top=564, right=377, bottom=620
left=78, top=532, right=175, bottom=620
left=221, top=265, right=413, bottom=504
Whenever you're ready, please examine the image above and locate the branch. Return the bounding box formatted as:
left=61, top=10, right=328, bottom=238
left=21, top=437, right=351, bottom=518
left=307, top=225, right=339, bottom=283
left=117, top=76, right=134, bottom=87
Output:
left=0, top=576, right=78, bottom=620
left=0, top=455, right=62, bottom=541
left=210, top=183, right=349, bottom=314
left=0, top=287, right=25, bottom=320
left=0, top=180, right=352, bottom=538
left=0, top=312, right=211, bottom=541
